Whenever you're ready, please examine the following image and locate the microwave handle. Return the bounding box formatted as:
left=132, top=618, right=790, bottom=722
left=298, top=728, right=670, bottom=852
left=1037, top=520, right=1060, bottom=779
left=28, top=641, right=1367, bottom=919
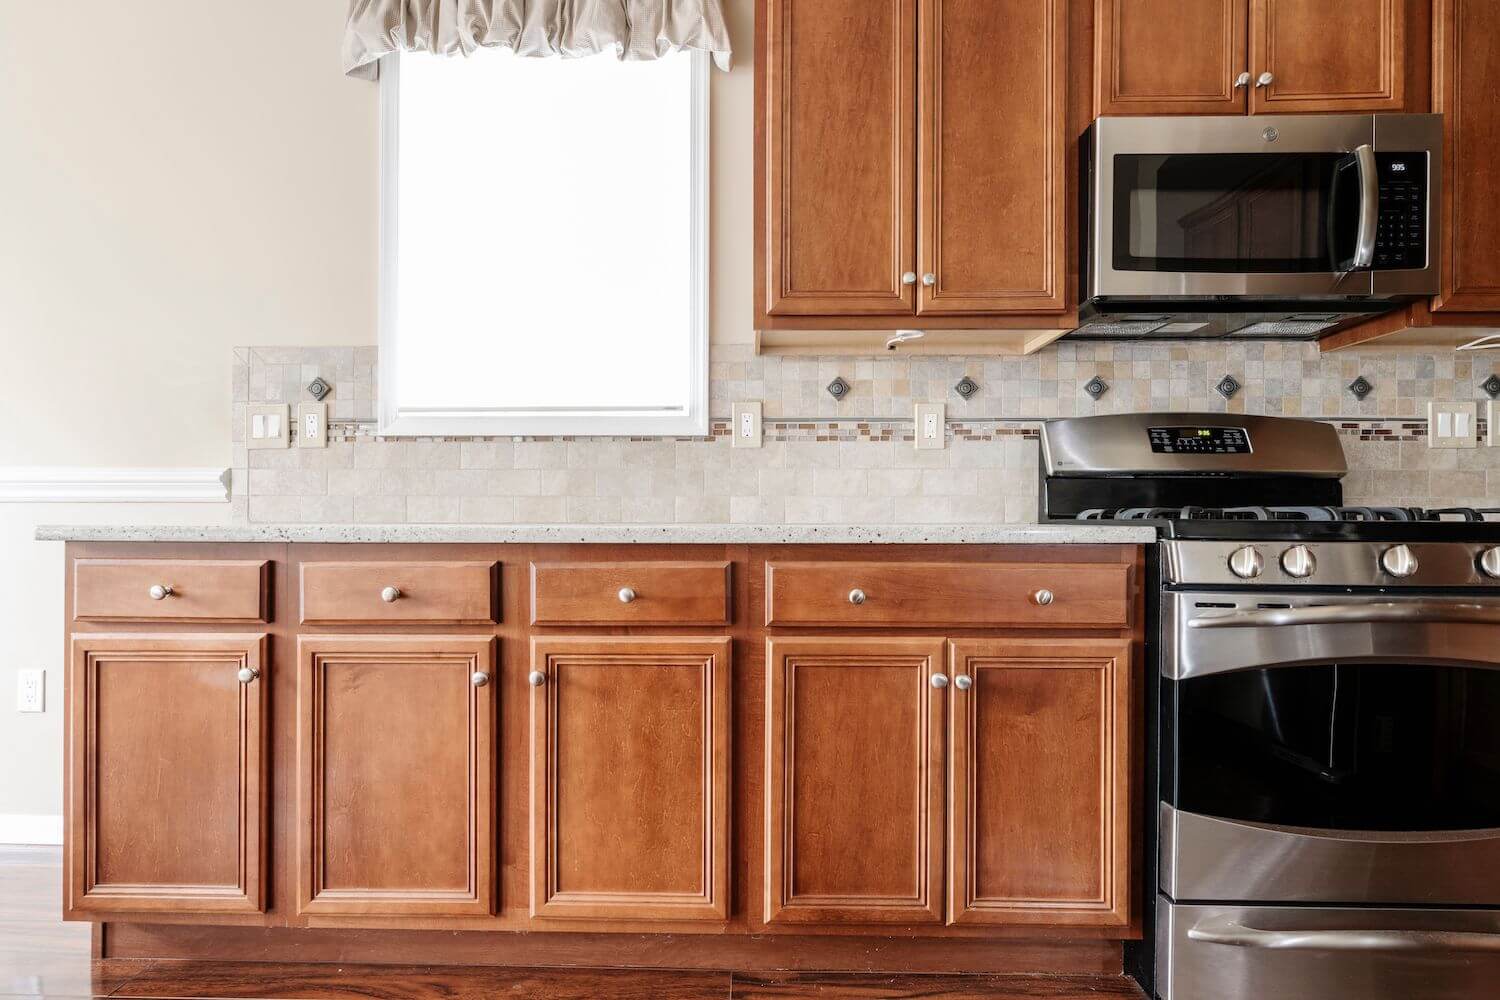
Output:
left=1352, top=144, right=1378, bottom=269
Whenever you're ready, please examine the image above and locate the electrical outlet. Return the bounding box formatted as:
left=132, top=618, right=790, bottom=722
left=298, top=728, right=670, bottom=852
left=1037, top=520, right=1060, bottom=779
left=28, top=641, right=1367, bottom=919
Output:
left=247, top=404, right=290, bottom=450
left=1428, top=401, right=1478, bottom=449
left=914, top=403, right=945, bottom=451
left=297, top=402, right=328, bottom=449
left=17, top=669, right=44, bottom=713
left=732, top=401, right=762, bottom=449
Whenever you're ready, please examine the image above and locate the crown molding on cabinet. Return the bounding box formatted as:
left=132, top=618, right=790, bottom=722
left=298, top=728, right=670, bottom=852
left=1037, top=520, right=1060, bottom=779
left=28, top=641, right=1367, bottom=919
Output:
left=0, top=467, right=230, bottom=503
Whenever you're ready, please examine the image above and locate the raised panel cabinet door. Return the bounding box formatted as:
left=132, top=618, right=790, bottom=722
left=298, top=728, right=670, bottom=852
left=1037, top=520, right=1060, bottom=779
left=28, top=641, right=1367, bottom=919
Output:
left=947, top=640, right=1132, bottom=928
left=765, top=637, right=946, bottom=925
left=1433, top=0, right=1500, bottom=312
left=1250, top=0, right=1413, bottom=113
left=1095, top=0, right=1249, bottom=116
left=530, top=637, right=731, bottom=922
left=759, top=0, right=917, bottom=317
left=297, top=636, right=496, bottom=917
left=918, top=0, right=1067, bottom=314
left=67, top=634, right=267, bottom=915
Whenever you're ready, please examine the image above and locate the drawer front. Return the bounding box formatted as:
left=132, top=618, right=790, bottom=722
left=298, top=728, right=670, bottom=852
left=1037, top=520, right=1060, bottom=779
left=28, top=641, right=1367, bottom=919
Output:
left=765, top=561, right=1131, bottom=628
left=531, top=562, right=731, bottom=626
left=300, top=562, right=498, bottom=625
left=74, top=559, right=270, bottom=623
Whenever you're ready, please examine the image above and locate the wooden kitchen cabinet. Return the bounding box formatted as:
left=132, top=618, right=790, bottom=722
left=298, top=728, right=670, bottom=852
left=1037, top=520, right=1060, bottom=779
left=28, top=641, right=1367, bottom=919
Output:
left=66, top=634, right=267, bottom=915
left=764, top=637, right=947, bottom=925
left=947, top=640, right=1132, bottom=928
left=530, top=637, right=731, bottom=922
left=296, top=635, right=496, bottom=917
left=1095, top=0, right=1249, bottom=116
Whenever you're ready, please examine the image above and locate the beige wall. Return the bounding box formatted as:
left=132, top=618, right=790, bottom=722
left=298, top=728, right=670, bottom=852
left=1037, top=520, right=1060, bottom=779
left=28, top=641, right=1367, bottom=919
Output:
left=0, top=1, right=754, bottom=823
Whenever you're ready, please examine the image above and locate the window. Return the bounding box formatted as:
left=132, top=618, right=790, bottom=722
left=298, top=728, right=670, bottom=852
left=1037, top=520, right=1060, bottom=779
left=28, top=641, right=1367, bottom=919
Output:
left=378, top=49, right=709, bottom=436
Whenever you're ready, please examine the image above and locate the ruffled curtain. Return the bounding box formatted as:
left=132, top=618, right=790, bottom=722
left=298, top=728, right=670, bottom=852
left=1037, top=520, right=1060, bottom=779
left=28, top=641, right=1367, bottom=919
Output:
left=343, top=0, right=733, bottom=78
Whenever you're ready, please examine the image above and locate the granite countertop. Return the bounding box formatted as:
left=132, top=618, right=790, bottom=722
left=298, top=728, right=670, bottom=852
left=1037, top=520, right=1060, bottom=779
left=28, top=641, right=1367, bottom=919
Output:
left=35, top=523, right=1157, bottom=545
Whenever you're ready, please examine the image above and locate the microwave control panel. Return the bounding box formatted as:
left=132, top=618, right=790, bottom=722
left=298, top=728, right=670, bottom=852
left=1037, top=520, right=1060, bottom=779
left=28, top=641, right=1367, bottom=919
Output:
left=1375, top=153, right=1427, bottom=270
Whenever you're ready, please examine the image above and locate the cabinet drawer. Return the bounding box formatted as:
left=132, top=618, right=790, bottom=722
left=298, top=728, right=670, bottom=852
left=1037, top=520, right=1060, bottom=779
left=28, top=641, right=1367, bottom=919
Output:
left=74, top=559, right=270, bottom=623
left=765, top=561, right=1132, bottom=628
left=300, top=562, right=498, bottom=625
left=531, top=562, right=731, bottom=626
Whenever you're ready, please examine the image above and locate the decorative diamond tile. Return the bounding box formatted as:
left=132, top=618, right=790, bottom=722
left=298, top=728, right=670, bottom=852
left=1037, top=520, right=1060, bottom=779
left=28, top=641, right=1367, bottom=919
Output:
left=954, top=376, right=980, bottom=400
left=1347, top=376, right=1374, bottom=401
left=1215, top=374, right=1242, bottom=400
left=306, top=377, right=332, bottom=401
left=1482, top=374, right=1500, bottom=399
left=825, top=376, right=851, bottom=401
left=1084, top=376, right=1109, bottom=400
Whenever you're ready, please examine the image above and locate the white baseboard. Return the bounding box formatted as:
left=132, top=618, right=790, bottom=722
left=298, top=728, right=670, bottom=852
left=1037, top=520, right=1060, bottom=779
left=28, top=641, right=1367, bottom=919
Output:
left=0, top=466, right=230, bottom=503
left=0, top=813, right=63, bottom=845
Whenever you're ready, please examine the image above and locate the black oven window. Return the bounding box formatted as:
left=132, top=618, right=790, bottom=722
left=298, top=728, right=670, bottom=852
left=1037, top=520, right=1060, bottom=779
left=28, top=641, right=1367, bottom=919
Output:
left=1168, top=664, right=1500, bottom=831
left=1113, top=153, right=1351, bottom=273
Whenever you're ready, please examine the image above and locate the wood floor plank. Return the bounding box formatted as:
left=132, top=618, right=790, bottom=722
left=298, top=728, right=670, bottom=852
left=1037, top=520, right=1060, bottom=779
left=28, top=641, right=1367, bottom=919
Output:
left=729, top=973, right=1147, bottom=1000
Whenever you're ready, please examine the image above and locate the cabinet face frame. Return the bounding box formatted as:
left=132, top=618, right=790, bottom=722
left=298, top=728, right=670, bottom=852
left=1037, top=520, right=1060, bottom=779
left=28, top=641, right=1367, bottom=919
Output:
left=1094, top=0, right=1249, bottom=116
left=297, top=635, right=496, bottom=917
left=764, top=637, right=947, bottom=925
left=946, top=639, right=1132, bottom=928
left=67, top=633, right=268, bottom=915
left=529, top=636, right=732, bottom=922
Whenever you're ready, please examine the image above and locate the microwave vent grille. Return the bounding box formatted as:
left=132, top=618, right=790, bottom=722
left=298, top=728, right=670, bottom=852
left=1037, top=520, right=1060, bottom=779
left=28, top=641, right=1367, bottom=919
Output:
left=1230, top=320, right=1343, bottom=337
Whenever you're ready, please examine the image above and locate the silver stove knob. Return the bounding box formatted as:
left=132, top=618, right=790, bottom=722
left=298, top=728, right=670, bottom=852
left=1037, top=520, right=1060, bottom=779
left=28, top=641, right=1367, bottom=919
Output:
left=1480, top=547, right=1500, bottom=580
left=1280, top=545, right=1317, bottom=579
left=1381, top=544, right=1419, bottom=578
left=1227, top=546, right=1264, bottom=579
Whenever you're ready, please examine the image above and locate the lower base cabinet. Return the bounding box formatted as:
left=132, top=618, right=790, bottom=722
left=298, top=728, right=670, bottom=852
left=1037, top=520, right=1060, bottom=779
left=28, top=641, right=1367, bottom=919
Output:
left=296, top=635, right=496, bottom=917
left=529, top=636, right=732, bottom=922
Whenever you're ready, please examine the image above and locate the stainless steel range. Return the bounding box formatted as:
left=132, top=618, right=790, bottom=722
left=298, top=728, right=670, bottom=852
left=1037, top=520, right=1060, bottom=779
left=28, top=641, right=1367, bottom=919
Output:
left=1040, top=413, right=1500, bottom=1000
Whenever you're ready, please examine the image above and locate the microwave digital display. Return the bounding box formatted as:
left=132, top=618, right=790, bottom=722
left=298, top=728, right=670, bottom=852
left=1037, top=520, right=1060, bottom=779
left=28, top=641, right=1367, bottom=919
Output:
left=1148, top=426, right=1252, bottom=454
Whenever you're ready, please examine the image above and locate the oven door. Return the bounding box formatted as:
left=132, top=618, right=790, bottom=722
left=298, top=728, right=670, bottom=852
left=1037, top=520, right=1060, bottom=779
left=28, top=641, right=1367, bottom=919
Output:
left=1162, top=591, right=1500, bottom=905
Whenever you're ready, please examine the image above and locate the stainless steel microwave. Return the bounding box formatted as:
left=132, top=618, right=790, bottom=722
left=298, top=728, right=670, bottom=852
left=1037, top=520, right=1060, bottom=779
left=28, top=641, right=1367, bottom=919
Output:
left=1078, top=114, right=1442, bottom=339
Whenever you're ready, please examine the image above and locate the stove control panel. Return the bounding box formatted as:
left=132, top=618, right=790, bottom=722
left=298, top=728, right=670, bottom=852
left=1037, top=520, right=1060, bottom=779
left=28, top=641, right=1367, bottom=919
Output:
left=1148, top=426, right=1253, bottom=455
left=1167, top=540, right=1500, bottom=588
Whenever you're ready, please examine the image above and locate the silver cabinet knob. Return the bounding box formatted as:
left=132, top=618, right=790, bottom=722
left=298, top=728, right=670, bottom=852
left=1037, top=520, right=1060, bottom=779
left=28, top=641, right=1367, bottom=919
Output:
left=921, top=273, right=937, bottom=287
left=901, top=271, right=917, bottom=286
left=618, top=587, right=637, bottom=604
left=236, top=666, right=260, bottom=684
left=1032, top=589, right=1055, bottom=606
left=1234, top=71, right=1251, bottom=88
left=527, top=670, right=546, bottom=687
left=1381, top=544, right=1419, bottom=578
left=954, top=674, right=973, bottom=691
left=1228, top=545, right=1264, bottom=580
left=930, top=673, right=949, bottom=689
left=1255, top=71, right=1274, bottom=88
left=848, top=588, right=867, bottom=605
left=380, top=586, right=402, bottom=603
left=148, top=584, right=173, bottom=601
left=1480, top=547, right=1500, bottom=580
left=1280, top=545, right=1317, bottom=579
left=471, top=671, right=491, bottom=687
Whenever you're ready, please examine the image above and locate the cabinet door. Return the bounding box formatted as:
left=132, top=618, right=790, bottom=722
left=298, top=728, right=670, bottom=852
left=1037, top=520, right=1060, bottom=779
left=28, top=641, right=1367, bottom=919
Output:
left=765, top=637, right=946, bottom=925
left=530, top=637, right=730, bottom=921
left=1433, top=0, right=1500, bottom=312
left=297, top=636, right=495, bottom=917
left=1250, top=0, right=1414, bottom=113
left=947, top=640, right=1131, bottom=927
left=67, top=634, right=266, bottom=915
left=918, top=0, right=1067, bottom=314
left=760, top=0, right=916, bottom=317
left=1095, top=0, right=1249, bottom=116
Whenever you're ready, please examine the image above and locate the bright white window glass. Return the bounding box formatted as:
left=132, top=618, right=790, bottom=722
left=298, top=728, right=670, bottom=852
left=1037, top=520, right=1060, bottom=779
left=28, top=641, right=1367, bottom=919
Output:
left=380, top=48, right=708, bottom=435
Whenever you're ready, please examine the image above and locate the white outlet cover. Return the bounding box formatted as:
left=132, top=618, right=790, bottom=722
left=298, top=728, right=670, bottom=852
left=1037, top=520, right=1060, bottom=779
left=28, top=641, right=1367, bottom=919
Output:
left=1429, top=401, right=1478, bottom=449
left=914, top=403, right=946, bottom=451
left=17, top=669, right=44, bottom=712
left=297, top=402, right=328, bottom=449
left=247, top=404, right=291, bottom=450
left=1490, top=401, right=1498, bottom=447
left=731, top=401, right=762, bottom=449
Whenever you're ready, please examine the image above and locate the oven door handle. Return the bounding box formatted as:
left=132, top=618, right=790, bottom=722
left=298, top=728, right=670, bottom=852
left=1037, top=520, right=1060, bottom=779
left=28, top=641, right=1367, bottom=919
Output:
left=1188, top=602, right=1500, bottom=629
left=1188, top=914, right=1500, bottom=954
left=1352, top=143, right=1379, bottom=269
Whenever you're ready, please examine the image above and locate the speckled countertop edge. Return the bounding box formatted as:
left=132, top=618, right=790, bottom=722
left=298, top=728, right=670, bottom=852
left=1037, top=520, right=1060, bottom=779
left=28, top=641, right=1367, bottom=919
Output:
left=35, top=523, right=1158, bottom=545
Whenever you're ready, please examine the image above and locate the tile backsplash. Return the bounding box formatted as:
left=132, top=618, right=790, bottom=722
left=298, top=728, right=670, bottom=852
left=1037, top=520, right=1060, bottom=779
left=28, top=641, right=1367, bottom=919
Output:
left=231, top=343, right=1500, bottom=525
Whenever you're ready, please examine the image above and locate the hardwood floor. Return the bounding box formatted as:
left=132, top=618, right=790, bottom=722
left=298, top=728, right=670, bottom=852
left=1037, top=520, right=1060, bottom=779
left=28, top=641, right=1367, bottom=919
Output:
left=0, top=847, right=1146, bottom=999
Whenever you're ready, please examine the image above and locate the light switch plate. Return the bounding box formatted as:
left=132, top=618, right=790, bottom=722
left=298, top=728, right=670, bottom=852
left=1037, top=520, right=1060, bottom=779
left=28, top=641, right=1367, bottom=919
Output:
left=1490, top=401, right=1498, bottom=447
left=17, top=669, right=43, bottom=712
left=247, top=404, right=290, bottom=450
left=297, top=402, right=328, bottom=449
left=914, top=403, right=945, bottom=451
left=1429, top=401, right=1478, bottom=449
left=732, top=401, right=762, bottom=449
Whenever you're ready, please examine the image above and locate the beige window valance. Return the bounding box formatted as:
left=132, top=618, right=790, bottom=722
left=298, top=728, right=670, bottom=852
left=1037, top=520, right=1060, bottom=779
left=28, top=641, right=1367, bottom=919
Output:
left=343, top=0, right=733, bottom=78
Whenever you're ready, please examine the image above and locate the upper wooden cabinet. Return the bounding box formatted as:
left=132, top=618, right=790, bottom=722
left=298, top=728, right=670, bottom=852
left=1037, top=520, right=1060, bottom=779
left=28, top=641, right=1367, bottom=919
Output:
left=1095, top=0, right=1429, bottom=117
left=67, top=634, right=267, bottom=916
left=756, top=0, right=1070, bottom=328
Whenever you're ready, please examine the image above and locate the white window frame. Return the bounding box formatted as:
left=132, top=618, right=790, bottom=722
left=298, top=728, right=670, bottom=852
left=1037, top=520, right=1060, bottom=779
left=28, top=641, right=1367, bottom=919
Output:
left=376, top=51, right=711, bottom=437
